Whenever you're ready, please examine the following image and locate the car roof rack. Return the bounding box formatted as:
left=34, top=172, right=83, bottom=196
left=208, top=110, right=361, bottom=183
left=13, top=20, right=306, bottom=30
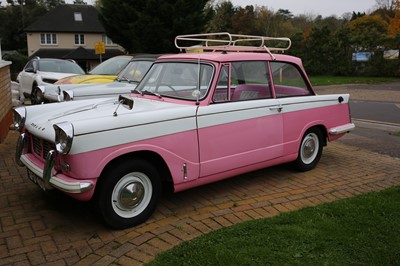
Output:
left=175, top=32, right=291, bottom=59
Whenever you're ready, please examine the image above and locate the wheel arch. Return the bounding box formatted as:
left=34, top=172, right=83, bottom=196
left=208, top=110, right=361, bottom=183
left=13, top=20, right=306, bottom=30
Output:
left=309, top=124, right=328, bottom=146
left=95, top=150, right=173, bottom=194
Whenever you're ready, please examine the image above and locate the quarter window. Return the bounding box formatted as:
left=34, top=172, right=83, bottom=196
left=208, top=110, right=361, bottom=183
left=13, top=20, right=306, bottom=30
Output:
left=40, top=33, right=57, bottom=45
left=270, top=62, right=312, bottom=97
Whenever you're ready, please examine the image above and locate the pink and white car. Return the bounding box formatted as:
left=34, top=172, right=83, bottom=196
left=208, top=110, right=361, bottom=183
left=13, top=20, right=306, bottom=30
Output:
left=13, top=33, right=354, bottom=229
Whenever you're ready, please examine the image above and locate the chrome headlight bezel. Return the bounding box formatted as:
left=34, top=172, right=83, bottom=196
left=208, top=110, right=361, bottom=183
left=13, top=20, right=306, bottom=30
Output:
left=53, top=122, right=74, bottom=155
left=63, top=90, right=73, bottom=101
left=13, top=107, right=26, bottom=132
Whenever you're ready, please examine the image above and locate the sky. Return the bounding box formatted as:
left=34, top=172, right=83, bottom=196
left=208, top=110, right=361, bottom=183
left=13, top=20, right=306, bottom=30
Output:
left=230, top=0, right=377, bottom=17
left=7, top=0, right=376, bottom=18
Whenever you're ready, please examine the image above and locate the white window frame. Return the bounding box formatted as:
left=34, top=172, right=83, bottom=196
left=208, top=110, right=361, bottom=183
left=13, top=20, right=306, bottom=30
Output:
left=40, top=33, right=57, bottom=45
left=74, top=34, right=85, bottom=45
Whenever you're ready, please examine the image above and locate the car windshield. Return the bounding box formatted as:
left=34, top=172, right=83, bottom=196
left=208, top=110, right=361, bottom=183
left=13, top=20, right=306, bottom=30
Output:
left=38, top=60, right=85, bottom=74
left=89, top=56, right=131, bottom=75
left=116, top=60, right=154, bottom=83
left=135, top=62, right=214, bottom=101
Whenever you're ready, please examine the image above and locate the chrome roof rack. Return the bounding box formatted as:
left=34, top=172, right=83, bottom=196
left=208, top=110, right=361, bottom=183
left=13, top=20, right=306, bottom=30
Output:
left=175, top=32, right=291, bottom=58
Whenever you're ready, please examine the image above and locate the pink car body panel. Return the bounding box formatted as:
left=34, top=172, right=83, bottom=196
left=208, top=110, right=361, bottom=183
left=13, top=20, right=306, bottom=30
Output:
left=15, top=48, right=354, bottom=202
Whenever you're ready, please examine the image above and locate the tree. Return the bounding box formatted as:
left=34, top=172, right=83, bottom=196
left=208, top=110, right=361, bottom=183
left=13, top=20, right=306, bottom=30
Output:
left=348, top=15, right=389, bottom=51
left=231, top=5, right=257, bottom=35
left=375, top=0, right=400, bottom=10
left=206, top=0, right=236, bottom=33
left=98, top=0, right=212, bottom=53
left=0, top=1, right=49, bottom=51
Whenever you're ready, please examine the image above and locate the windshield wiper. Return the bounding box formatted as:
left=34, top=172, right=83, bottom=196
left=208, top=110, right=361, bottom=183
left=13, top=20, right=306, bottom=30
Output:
left=142, top=89, right=162, bottom=98
left=116, top=76, right=138, bottom=83
left=131, top=88, right=143, bottom=95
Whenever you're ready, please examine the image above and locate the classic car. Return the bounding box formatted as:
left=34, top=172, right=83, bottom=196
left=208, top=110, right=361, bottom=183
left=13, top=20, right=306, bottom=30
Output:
left=32, top=55, right=158, bottom=104
left=54, top=55, right=133, bottom=84
left=16, top=57, right=85, bottom=101
left=13, top=33, right=355, bottom=229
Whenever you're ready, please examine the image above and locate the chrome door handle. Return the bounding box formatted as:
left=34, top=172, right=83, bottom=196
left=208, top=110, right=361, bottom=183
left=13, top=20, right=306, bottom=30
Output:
left=269, top=105, right=283, bottom=112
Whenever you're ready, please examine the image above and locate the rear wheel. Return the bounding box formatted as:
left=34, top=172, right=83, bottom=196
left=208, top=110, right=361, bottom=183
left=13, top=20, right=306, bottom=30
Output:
left=95, top=159, right=161, bottom=229
left=294, top=128, right=323, bottom=171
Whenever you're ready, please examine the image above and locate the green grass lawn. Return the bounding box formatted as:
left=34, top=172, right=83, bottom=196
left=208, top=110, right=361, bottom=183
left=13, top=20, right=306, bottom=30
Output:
left=309, top=76, right=400, bottom=86
left=148, top=186, right=400, bottom=265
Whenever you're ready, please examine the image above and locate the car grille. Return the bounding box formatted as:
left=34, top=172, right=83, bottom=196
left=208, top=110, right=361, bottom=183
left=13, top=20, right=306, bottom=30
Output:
left=31, top=134, right=55, bottom=160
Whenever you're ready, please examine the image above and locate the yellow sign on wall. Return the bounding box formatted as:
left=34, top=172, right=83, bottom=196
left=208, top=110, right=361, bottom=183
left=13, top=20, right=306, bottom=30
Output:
left=95, top=42, right=105, bottom=55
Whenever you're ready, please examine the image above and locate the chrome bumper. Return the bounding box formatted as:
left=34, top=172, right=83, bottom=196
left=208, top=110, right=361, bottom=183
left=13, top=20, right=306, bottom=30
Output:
left=20, top=154, right=94, bottom=193
left=329, top=123, right=356, bottom=135
left=16, top=133, right=93, bottom=194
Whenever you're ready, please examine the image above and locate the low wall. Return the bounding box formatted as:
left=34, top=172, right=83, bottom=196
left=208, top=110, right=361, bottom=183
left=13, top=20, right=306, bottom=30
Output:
left=0, top=60, right=13, bottom=143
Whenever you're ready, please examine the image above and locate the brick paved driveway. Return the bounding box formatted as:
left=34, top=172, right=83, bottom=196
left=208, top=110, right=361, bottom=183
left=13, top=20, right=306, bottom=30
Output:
left=1, top=82, right=400, bottom=265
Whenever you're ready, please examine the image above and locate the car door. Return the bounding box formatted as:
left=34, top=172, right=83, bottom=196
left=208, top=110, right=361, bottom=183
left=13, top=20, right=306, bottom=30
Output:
left=196, top=61, right=284, bottom=178
left=19, top=60, right=37, bottom=95
left=270, top=61, right=316, bottom=155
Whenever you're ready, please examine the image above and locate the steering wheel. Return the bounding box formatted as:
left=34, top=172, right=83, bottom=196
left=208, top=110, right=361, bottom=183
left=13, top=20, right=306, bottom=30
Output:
left=158, top=83, right=178, bottom=95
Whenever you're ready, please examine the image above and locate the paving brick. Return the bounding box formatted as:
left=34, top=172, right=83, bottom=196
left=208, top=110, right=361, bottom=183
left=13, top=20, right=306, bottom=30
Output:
left=156, top=232, right=182, bottom=246
left=1, top=126, right=400, bottom=264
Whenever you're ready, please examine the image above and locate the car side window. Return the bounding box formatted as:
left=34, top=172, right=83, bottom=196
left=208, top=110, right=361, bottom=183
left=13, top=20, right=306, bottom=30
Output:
left=270, top=62, right=312, bottom=97
left=24, top=61, right=35, bottom=72
left=212, top=64, right=230, bottom=102
left=212, top=61, right=272, bottom=102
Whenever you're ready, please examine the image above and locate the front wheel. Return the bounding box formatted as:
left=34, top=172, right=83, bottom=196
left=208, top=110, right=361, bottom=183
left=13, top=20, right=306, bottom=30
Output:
left=95, top=159, right=161, bottom=229
left=294, top=128, right=323, bottom=172
left=31, top=86, right=44, bottom=105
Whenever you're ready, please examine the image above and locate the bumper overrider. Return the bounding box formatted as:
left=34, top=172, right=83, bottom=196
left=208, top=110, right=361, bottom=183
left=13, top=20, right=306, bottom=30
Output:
left=16, top=133, right=94, bottom=194
left=329, top=123, right=355, bottom=135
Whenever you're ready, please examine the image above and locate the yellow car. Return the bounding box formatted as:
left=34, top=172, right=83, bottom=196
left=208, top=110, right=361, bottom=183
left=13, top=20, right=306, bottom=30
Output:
left=55, top=55, right=133, bottom=84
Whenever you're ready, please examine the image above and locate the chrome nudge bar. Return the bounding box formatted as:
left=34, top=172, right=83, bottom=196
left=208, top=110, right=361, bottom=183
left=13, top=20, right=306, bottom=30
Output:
left=175, top=32, right=291, bottom=54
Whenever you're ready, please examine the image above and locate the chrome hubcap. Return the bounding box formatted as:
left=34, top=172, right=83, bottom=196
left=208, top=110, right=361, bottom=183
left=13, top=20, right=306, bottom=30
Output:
left=301, top=133, right=319, bottom=164
left=303, top=138, right=316, bottom=159
left=118, top=181, right=145, bottom=209
left=112, top=172, right=152, bottom=218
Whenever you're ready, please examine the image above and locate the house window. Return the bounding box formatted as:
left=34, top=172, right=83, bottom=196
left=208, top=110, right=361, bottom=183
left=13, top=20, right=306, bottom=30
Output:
left=40, top=33, right=57, bottom=45
left=75, top=34, right=85, bottom=45
left=74, top=12, right=82, bottom=21
left=102, top=35, right=115, bottom=46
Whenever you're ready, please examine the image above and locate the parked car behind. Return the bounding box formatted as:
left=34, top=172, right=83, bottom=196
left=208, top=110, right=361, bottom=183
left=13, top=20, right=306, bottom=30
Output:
left=16, top=57, right=85, bottom=101
left=13, top=33, right=355, bottom=229
left=54, top=55, right=133, bottom=85
left=32, top=54, right=158, bottom=104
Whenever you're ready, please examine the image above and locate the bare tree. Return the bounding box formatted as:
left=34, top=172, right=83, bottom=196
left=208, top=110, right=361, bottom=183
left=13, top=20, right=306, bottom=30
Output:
left=375, top=0, right=400, bottom=10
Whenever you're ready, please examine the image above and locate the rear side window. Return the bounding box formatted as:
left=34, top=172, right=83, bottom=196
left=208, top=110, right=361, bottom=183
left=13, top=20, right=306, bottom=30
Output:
left=212, top=61, right=272, bottom=102
left=270, top=62, right=312, bottom=97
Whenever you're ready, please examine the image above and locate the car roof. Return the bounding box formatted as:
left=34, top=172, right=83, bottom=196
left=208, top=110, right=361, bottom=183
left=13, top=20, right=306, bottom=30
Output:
left=158, top=52, right=303, bottom=66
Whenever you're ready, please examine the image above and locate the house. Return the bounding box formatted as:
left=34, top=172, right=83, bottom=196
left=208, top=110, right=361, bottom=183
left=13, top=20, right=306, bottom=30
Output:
left=25, top=4, right=125, bottom=71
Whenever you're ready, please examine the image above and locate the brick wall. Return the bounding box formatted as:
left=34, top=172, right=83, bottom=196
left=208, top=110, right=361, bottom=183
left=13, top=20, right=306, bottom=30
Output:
left=0, top=61, right=13, bottom=143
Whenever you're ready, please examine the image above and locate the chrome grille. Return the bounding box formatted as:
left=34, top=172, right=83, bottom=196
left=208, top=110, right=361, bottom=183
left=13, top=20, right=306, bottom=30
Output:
left=31, top=134, right=55, bottom=160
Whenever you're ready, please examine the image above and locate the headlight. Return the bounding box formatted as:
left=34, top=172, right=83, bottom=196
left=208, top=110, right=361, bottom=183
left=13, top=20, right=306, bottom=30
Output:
left=63, top=90, right=73, bottom=101
left=13, top=107, right=26, bottom=132
left=53, top=122, right=74, bottom=155
left=42, top=78, right=57, bottom=84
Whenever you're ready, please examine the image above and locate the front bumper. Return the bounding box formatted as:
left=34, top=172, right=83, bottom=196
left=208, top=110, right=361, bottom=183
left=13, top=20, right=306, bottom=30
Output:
left=16, top=133, right=94, bottom=194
